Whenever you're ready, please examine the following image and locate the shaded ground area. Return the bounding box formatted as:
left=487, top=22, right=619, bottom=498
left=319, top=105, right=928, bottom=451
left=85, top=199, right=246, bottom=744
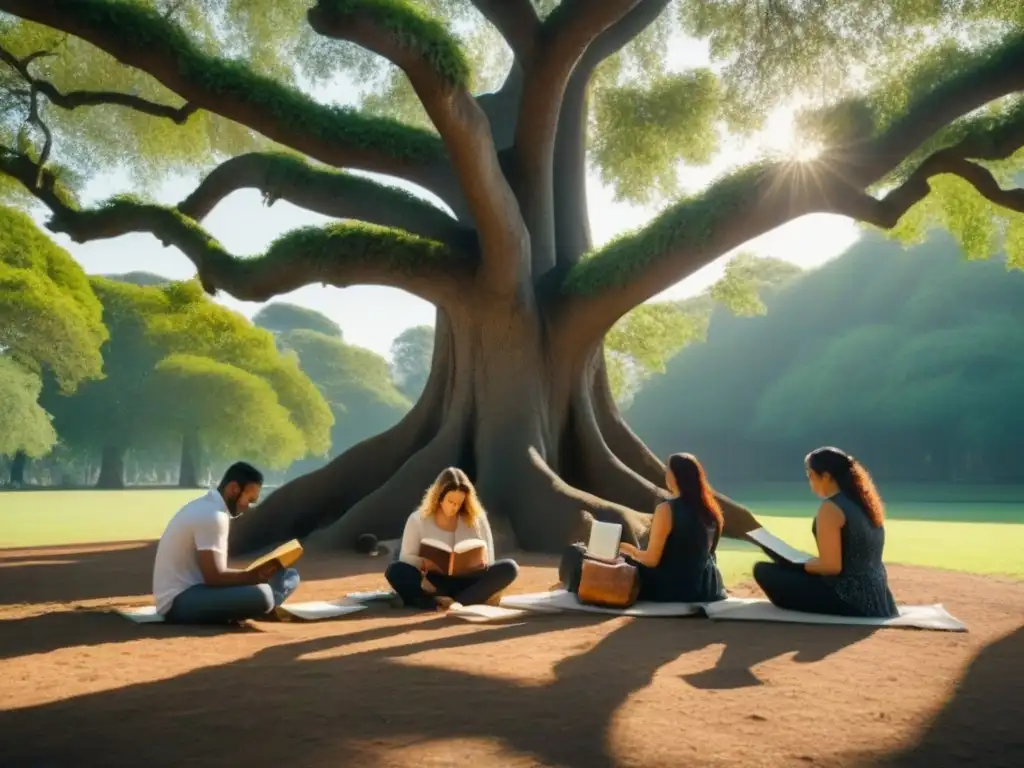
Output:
left=0, top=543, right=1020, bottom=768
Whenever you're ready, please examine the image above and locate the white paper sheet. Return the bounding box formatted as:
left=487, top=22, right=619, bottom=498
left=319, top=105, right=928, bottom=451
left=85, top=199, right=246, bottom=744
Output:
left=279, top=600, right=366, bottom=621
left=116, top=605, right=164, bottom=624
left=446, top=603, right=529, bottom=622
left=115, top=599, right=367, bottom=624
left=747, top=527, right=814, bottom=564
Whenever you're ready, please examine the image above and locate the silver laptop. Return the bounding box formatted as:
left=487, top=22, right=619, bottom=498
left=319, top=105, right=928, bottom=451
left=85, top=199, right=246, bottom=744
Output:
left=587, top=520, right=623, bottom=561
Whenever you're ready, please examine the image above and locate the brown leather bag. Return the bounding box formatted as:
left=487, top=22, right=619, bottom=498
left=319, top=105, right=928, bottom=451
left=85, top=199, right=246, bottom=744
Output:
left=577, top=558, right=640, bottom=608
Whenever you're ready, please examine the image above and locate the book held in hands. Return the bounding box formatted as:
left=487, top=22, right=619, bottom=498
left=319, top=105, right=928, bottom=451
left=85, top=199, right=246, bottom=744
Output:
left=244, top=539, right=304, bottom=573
left=419, top=537, right=487, bottom=575
left=747, top=527, right=813, bottom=565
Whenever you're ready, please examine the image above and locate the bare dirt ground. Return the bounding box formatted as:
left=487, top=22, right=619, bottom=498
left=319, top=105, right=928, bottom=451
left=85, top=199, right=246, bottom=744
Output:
left=0, top=542, right=1020, bottom=768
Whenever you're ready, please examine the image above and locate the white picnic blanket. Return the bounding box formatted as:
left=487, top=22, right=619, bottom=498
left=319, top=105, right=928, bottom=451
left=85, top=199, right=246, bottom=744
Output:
left=498, top=589, right=703, bottom=617
left=703, top=597, right=967, bottom=631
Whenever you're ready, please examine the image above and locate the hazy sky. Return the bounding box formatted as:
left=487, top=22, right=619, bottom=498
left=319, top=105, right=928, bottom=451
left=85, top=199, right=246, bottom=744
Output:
left=44, top=27, right=864, bottom=359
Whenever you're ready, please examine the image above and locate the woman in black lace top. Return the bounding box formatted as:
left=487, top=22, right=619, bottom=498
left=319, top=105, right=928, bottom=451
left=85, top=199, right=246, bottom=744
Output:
left=753, top=447, right=898, bottom=618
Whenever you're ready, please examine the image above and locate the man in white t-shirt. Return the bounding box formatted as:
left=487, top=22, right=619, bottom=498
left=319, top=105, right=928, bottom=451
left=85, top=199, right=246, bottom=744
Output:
left=152, top=462, right=300, bottom=624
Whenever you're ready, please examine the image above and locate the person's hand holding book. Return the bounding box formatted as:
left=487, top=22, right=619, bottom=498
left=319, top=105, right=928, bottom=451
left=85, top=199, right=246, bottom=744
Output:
left=420, top=558, right=443, bottom=574
left=254, top=560, right=282, bottom=581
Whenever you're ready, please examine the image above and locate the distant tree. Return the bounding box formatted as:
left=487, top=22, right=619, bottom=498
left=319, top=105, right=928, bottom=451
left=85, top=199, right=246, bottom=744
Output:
left=253, top=302, right=343, bottom=338
left=604, top=253, right=803, bottom=404
left=0, top=205, right=107, bottom=393
left=628, top=233, right=1024, bottom=483
left=149, top=353, right=309, bottom=481
left=0, top=358, right=57, bottom=475
left=44, top=278, right=332, bottom=488
left=0, top=206, right=107, bottom=483
left=390, top=325, right=434, bottom=400
left=280, top=329, right=409, bottom=473
left=104, top=271, right=170, bottom=287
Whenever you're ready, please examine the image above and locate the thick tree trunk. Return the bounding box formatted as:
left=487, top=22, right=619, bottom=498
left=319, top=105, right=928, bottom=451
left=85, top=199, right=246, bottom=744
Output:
left=228, top=296, right=762, bottom=557
left=9, top=451, right=27, bottom=487
left=178, top=431, right=201, bottom=488
left=95, top=444, right=126, bottom=489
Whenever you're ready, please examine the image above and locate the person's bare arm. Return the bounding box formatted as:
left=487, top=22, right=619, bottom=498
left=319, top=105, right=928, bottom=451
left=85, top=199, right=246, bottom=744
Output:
left=805, top=501, right=845, bottom=576
left=197, top=549, right=275, bottom=586
left=193, top=510, right=275, bottom=586
left=620, top=503, right=672, bottom=567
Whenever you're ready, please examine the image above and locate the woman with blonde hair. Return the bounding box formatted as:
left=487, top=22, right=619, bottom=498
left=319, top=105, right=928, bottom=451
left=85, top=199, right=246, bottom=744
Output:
left=385, top=467, right=519, bottom=611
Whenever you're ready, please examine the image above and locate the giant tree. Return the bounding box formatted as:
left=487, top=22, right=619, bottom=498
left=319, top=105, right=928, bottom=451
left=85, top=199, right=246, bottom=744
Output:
left=1, top=1, right=1023, bottom=553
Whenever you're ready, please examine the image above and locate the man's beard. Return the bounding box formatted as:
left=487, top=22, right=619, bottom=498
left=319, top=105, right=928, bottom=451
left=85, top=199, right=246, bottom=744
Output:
left=225, top=493, right=240, bottom=516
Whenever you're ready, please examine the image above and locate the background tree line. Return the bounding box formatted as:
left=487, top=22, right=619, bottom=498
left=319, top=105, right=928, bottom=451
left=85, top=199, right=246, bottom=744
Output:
left=7, top=200, right=1024, bottom=490
left=0, top=206, right=415, bottom=488
left=627, top=231, right=1024, bottom=485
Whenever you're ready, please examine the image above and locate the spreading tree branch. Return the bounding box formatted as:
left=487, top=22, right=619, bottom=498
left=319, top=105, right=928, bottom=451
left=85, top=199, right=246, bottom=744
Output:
left=514, top=0, right=641, bottom=275
left=0, top=44, right=198, bottom=123
left=554, top=0, right=673, bottom=261
left=308, top=0, right=527, bottom=292
left=843, top=113, right=1024, bottom=228
left=558, top=34, right=1024, bottom=347
left=178, top=152, right=477, bottom=254
left=0, top=0, right=462, bottom=208
left=0, top=148, right=472, bottom=308
left=469, top=1, right=540, bottom=63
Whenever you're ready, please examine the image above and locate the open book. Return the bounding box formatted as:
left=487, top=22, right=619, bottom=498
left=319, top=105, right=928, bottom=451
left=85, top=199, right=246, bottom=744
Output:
left=419, top=537, right=487, bottom=576
left=244, top=539, right=304, bottom=573
left=747, top=527, right=813, bottom=565
left=587, top=520, right=623, bottom=561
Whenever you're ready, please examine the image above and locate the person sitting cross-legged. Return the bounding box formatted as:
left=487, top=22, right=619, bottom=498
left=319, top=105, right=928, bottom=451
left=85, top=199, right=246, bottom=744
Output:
left=752, top=447, right=898, bottom=618
left=385, top=467, right=519, bottom=612
left=153, top=462, right=300, bottom=624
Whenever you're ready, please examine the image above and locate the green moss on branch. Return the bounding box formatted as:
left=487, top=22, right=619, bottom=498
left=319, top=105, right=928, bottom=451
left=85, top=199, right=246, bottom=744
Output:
left=800, top=34, right=1024, bottom=152
left=311, top=0, right=471, bottom=87
left=59, top=0, right=446, bottom=162
left=562, top=163, right=771, bottom=295
left=256, top=151, right=447, bottom=212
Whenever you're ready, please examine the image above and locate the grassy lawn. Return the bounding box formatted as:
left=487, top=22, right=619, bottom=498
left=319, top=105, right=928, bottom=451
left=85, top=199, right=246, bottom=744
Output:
left=2, top=486, right=1022, bottom=582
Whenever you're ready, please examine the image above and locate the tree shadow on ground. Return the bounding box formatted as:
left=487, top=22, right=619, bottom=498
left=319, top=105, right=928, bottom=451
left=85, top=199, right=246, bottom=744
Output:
left=681, top=622, right=876, bottom=690
left=0, top=541, right=389, bottom=606
left=0, top=608, right=875, bottom=768
left=0, top=542, right=158, bottom=605
left=0, top=609, right=264, bottom=661
left=863, top=625, right=1023, bottom=768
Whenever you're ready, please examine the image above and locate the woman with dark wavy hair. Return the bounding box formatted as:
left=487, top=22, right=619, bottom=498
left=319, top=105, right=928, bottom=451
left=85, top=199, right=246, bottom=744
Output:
left=559, top=452, right=727, bottom=603
left=753, top=447, right=898, bottom=617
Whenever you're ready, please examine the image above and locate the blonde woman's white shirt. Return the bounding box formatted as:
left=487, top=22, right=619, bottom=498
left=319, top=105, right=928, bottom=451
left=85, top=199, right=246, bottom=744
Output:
left=398, top=511, right=496, bottom=569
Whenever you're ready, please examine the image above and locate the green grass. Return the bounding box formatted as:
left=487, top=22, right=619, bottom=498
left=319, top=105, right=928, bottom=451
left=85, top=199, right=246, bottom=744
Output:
left=2, top=487, right=1022, bottom=583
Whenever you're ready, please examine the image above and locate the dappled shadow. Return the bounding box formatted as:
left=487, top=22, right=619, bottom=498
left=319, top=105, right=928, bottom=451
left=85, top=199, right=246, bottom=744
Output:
left=0, top=541, right=394, bottom=607
left=682, top=622, right=876, bottom=690
left=0, top=606, right=877, bottom=768
left=0, top=542, right=157, bottom=605
left=0, top=609, right=265, bottom=661
left=867, top=626, right=1024, bottom=768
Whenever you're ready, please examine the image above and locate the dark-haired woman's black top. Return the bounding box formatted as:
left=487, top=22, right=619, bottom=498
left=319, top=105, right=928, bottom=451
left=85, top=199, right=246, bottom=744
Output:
left=629, top=497, right=726, bottom=603
left=812, top=492, right=898, bottom=618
